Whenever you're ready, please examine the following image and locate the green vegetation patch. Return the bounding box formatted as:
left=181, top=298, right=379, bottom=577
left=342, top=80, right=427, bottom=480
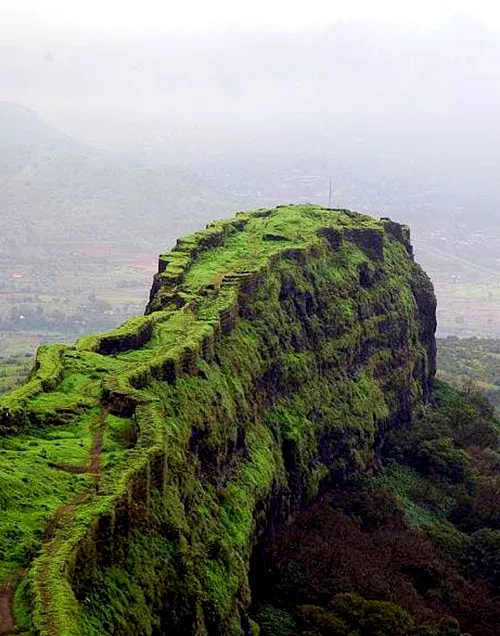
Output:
left=438, top=336, right=500, bottom=414
left=0, top=434, right=92, bottom=583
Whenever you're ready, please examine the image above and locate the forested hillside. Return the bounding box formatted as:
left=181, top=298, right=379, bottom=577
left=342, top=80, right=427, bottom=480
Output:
left=438, top=337, right=500, bottom=412
left=251, top=381, right=500, bottom=636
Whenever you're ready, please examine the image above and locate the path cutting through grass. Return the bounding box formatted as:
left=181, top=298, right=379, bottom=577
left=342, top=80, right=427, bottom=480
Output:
left=0, top=410, right=107, bottom=633
left=0, top=572, right=18, bottom=634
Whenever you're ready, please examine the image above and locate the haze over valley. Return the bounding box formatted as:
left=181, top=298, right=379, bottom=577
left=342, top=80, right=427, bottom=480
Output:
left=2, top=11, right=500, bottom=380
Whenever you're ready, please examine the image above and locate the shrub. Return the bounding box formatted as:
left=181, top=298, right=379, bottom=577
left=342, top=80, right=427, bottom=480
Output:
left=412, top=438, right=471, bottom=483
left=254, top=604, right=297, bottom=636
left=463, top=528, right=500, bottom=588
left=295, top=593, right=415, bottom=636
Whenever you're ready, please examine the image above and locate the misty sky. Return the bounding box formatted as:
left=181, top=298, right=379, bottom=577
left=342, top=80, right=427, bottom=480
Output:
left=1, top=12, right=497, bottom=123
left=3, top=0, right=500, bottom=339
left=2, top=0, right=500, bottom=193
left=2, top=0, right=500, bottom=30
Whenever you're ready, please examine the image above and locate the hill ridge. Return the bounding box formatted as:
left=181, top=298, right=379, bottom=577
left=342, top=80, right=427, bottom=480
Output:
left=0, top=204, right=436, bottom=635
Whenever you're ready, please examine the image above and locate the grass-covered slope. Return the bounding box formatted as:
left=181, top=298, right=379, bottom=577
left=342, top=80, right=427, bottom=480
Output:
left=0, top=205, right=436, bottom=635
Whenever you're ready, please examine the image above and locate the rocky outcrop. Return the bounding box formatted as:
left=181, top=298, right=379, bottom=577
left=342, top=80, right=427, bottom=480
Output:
left=0, top=205, right=436, bottom=635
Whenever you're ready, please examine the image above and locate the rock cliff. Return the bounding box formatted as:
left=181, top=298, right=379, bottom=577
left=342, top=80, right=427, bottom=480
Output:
left=0, top=205, right=436, bottom=635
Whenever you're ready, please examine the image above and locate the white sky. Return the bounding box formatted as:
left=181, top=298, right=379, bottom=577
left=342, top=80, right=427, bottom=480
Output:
left=3, top=0, right=500, bottom=31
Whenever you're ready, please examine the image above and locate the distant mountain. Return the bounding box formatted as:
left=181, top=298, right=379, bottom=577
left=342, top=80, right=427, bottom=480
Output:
left=0, top=103, right=233, bottom=261
left=0, top=102, right=78, bottom=160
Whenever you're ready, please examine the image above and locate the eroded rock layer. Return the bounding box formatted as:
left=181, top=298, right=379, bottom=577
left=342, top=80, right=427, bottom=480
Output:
left=0, top=205, right=436, bottom=635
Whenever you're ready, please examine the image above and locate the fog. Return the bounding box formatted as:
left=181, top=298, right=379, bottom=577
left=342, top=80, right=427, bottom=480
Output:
left=2, top=14, right=499, bottom=151
left=2, top=8, right=500, bottom=340
left=3, top=14, right=500, bottom=210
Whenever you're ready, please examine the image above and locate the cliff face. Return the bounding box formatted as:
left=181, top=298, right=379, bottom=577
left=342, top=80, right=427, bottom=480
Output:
left=0, top=205, right=436, bottom=635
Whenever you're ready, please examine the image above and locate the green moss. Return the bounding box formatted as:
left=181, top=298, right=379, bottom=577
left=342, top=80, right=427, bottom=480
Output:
left=203, top=559, right=237, bottom=617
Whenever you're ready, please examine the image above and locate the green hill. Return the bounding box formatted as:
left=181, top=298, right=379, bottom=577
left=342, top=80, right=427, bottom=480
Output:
left=0, top=204, right=436, bottom=635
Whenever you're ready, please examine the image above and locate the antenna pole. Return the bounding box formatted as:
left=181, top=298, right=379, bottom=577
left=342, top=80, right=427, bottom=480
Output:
left=328, top=178, right=332, bottom=208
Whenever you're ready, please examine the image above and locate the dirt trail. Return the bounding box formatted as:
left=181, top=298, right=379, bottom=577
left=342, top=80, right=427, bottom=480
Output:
left=52, top=411, right=105, bottom=476
left=2, top=410, right=108, bottom=633
left=45, top=412, right=106, bottom=539
left=0, top=571, right=22, bottom=635
left=0, top=586, right=14, bottom=635
left=87, top=427, right=104, bottom=475
left=36, top=410, right=109, bottom=632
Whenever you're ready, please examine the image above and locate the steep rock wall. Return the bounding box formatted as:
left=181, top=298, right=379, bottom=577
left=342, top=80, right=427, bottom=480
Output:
left=0, top=205, right=436, bottom=635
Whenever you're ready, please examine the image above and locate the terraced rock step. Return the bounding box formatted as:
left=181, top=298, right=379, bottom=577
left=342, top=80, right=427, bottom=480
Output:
left=0, top=205, right=436, bottom=636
